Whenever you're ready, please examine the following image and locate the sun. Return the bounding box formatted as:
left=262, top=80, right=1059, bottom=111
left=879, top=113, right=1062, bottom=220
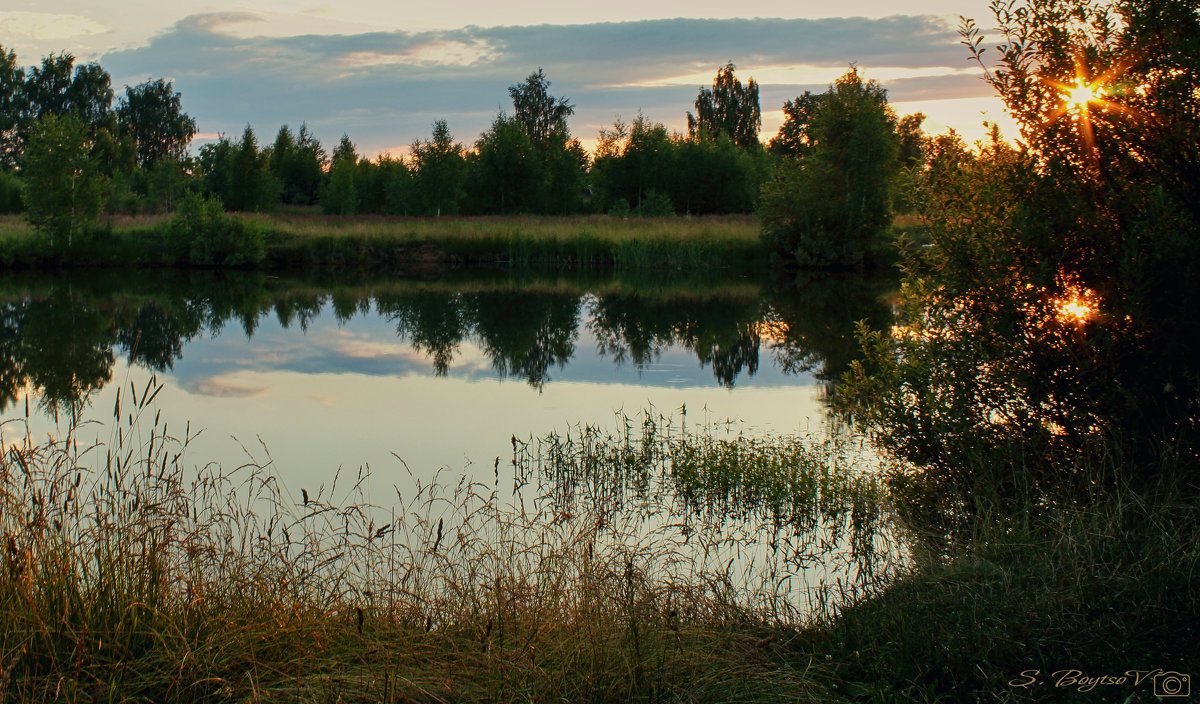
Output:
left=1057, top=298, right=1093, bottom=323
left=1042, top=54, right=1138, bottom=172
left=1054, top=286, right=1098, bottom=325
left=1063, top=80, right=1104, bottom=111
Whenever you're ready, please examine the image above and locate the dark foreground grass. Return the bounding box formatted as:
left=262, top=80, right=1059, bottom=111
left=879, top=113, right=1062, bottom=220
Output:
left=2, top=386, right=1194, bottom=702
left=0, top=213, right=765, bottom=272
left=794, top=451, right=1200, bottom=703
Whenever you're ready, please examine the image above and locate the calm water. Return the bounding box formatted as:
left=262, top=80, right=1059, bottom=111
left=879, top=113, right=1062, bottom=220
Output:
left=2, top=267, right=900, bottom=604
left=2, top=269, right=893, bottom=485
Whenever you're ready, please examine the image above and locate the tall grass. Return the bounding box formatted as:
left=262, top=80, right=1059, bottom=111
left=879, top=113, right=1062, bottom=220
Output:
left=513, top=410, right=895, bottom=604
left=1, top=381, right=888, bottom=702
left=0, top=214, right=765, bottom=271
left=6, top=379, right=1190, bottom=702
left=256, top=214, right=764, bottom=270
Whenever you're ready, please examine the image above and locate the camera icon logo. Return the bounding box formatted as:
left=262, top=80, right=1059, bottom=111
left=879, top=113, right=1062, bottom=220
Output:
left=1154, top=671, right=1190, bottom=697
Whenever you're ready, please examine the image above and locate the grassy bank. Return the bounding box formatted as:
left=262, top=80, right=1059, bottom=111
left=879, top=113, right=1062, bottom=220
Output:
left=258, top=213, right=764, bottom=269
left=803, top=477, right=1200, bottom=701
left=3, top=395, right=1194, bottom=702
left=0, top=213, right=765, bottom=272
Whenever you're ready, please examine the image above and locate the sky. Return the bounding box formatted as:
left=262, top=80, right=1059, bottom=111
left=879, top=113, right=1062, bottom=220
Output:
left=1, top=1, right=1018, bottom=157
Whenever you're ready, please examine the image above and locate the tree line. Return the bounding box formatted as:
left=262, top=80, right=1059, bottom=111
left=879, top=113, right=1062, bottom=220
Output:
left=2, top=46, right=925, bottom=268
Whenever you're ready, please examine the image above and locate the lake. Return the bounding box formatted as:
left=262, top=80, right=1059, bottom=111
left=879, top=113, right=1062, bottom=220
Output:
left=1, top=267, right=900, bottom=604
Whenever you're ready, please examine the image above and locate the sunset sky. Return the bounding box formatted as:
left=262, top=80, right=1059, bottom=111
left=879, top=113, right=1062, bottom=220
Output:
left=2, top=1, right=1017, bottom=156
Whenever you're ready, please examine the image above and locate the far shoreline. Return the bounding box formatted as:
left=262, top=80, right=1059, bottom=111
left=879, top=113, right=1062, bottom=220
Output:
left=1, top=212, right=918, bottom=273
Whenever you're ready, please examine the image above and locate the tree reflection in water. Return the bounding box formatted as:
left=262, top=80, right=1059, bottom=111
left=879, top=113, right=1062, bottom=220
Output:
left=0, top=269, right=894, bottom=413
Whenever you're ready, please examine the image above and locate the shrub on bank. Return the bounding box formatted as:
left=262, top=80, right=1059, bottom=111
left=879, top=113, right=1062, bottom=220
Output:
left=0, top=170, right=22, bottom=214
left=165, top=191, right=265, bottom=267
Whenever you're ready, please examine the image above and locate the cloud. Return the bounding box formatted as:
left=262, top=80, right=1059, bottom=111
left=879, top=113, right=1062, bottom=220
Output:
left=333, top=338, right=422, bottom=361
left=99, top=14, right=979, bottom=156
left=0, top=11, right=110, bottom=40
left=184, top=374, right=269, bottom=398
left=339, top=38, right=500, bottom=69
left=606, top=64, right=981, bottom=89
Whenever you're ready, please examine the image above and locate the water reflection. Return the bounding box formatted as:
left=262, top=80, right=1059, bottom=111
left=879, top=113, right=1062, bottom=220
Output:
left=0, top=269, right=895, bottom=415
left=589, top=290, right=763, bottom=387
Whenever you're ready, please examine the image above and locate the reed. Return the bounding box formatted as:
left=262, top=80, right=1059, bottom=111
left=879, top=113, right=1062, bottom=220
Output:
left=0, top=214, right=764, bottom=272
left=1, top=382, right=883, bottom=702
left=6, top=378, right=1188, bottom=702
left=254, top=214, right=764, bottom=270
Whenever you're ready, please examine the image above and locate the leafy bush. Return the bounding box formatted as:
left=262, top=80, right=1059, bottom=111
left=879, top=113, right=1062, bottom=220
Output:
left=22, top=114, right=109, bottom=248
left=166, top=191, right=264, bottom=266
left=759, top=68, right=899, bottom=269
left=636, top=190, right=674, bottom=217
left=0, top=169, right=22, bottom=213
left=606, top=197, right=631, bottom=218
left=839, top=0, right=1200, bottom=505
left=763, top=68, right=897, bottom=268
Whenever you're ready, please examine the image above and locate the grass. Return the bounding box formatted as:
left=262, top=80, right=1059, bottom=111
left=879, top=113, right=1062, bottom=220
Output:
left=3, top=380, right=1193, bottom=702
left=801, top=472, right=1200, bottom=702
left=0, top=213, right=765, bottom=272
left=1, top=384, right=881, bottom=702
left=255, top=213, right=764, bottom=270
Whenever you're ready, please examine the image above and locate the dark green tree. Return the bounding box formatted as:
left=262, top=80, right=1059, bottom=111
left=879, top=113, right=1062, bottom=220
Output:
left=321, top=134, right=359, bottom=214
left=228, top=125, right=276, bottom=211
left=687, top=62, right=761, bottom=150
left=539, top=132, right=588, bottom=214
left=165, top=191, right=264, bottom=266
left=607, top=114, right=677, bottom=213
left=198, top=136, right=234, bottom=207
left=199, top=127, right=276, bottom=212
left=0, top=170, right=21, bottom=213
left=410, top=121, right=466, bottom=216
left=768, top=92, right=822, bottom=156
left=353, top=156, right=386, bottom=214
left=469, top=114, right=541, bottom=214
left=896, top=112, right=928, bottom=167
left=2, top=51, right=113, bottom=168
left=24, top=53, right=112, bottom=128
left=0, top=47, right=25, bottom=168
left=145, top=157, right=190, bottom=211
left=21, top=113, right=108, bottom=248
left=893, top=112, right=929, bottom=212
left=376, top=155, right=413, bottom=215
left=295, top=125, right=327, bottom=204
left=116, top=79, right=197, bottom=168
left=509, top=69, right=574, bottom=149
left=759, top=67, right=899, bottom=267
left=91, top=114, right=147, bottom=216
left=268, top=124, right=297, bottom=200
left=23, top=53, right=74, bottom=118
left=588, top=118, right=629, bottom=212
left=499, top=69, right=588, bottom=214
left=65, top=62, right=113, bottom=128
left=843, top=0, right=1200, bottom=498
left=672, top=134, right=764, bottom=214
left=269, top=123, right=326, bottom=206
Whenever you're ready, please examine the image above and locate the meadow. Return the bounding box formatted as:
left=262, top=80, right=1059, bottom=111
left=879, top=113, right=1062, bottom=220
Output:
left=0, top=213, right=767, bottom=272
left=0, top=211, right=928, bottom=272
